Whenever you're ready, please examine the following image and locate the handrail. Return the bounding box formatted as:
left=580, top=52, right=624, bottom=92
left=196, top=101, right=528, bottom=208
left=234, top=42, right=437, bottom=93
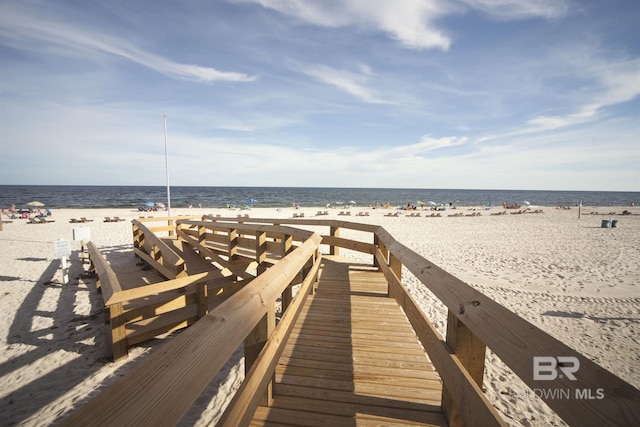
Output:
left=86, top=241, right=123, bottom=305
left=60, top=232, right=323, bottom=426
left=132, top=218, right=186, bottom=279
left=86, top=239, right=224, bottom=362
left=218, top=250, right=322, bottom=426
left=104, top=271, right=225, bottom=306
left=372, top=226, right=640, bottom=426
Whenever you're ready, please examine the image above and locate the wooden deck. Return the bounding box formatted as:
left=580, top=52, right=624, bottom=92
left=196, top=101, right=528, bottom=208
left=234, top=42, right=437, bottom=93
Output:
left=251, top=256, right=447, bottom=426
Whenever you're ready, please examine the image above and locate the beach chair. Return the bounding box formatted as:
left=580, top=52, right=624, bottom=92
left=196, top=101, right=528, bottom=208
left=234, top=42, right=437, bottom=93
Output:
left=113, top=217, right=126, bottom=222
left=104, top=217, right=113, bottom=222
left=27, top=217, right=41, bottom=224
left=70, top=218, right=80, bottom=223
left=38, top=217, right=55, bottom=223
left=80, top=217, right=94, bottom=222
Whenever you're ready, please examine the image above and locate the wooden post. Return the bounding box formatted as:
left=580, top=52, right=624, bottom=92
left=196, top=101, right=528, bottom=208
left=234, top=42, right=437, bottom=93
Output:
left=197, top=225, right=207, bottom=262
left=244, top=304, right=276, bottom=405
left=376, top=238, right=389, bottom=272
left=195, top=281, right=208, bottom=319
left=282, top=234, right=292, bottom=257
left=388, top=253, right=402, bottom=298
left=228, top=229, right=238, bottom=263
left=442, top=310, right=487, bottom=426
left=109, top=302, right=128, bottom=362
left=330, top=226, right=340, bottom=256
left=256, top=231, right=267, bottom=275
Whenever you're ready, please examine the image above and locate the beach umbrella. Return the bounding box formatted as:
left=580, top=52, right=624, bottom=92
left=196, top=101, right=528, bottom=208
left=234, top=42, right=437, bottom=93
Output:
left=247, top=198, right=257, bottom=203
left=156, top=202, right=166, bottom=208
left=27, top=201, right=45, bottom=207
left=427, top=201, right=436, bottom=206
left=349, top=200, right=356, bottom=205
left=523, top=201, right=531, bottom=206
left=145, top=202, right=154, bottom=207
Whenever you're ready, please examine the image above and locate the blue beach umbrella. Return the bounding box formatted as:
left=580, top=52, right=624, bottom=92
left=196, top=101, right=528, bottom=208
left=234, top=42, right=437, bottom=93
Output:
left=247, top=198, right=257, bottom=203
left=145, top=202, right=154, bottom=207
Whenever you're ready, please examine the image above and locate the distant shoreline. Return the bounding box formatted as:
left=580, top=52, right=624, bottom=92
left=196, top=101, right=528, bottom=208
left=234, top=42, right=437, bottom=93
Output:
left=1, top=185, right=638, bottom=210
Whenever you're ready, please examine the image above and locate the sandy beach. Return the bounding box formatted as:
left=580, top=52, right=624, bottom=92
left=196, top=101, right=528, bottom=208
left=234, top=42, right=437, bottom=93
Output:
left=1, top=205, right=638, bottom=426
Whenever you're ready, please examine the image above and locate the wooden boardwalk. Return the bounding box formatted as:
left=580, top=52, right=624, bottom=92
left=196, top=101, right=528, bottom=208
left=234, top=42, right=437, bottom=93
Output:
left=251, top=256, right=447, bottom=426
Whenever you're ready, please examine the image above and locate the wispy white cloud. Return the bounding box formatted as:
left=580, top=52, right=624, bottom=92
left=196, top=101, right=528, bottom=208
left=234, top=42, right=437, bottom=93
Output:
left=0, top=4, right=255, bottom=83
left=233, top=0, right=453, bottom=50
left=477, top=55, right=640, bottom=142
left=390, top=136, right=469, bottom=157
left=460, top=0, right=570, bottom=19
left=232, top=0, right=571, bottom=51
left=300, top=64, right=394, bottom=104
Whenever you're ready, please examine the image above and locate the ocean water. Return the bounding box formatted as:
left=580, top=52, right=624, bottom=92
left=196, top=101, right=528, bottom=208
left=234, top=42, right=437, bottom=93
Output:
left=0, top=185, right=638, bottom=210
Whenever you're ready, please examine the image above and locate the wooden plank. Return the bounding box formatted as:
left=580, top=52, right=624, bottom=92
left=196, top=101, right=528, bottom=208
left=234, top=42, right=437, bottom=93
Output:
left=126, top=308, right=197, bottom=345
left=252, top=403, right=447, bottom=426
left=280, top=345, right=437, bottom=370
left=253, top=257, right=447, bottom=426
left=105, top=271, right=224, bottom=306
left=275, top=364, right=441, bottom=386
left=273, top=383, right=441, bottom=410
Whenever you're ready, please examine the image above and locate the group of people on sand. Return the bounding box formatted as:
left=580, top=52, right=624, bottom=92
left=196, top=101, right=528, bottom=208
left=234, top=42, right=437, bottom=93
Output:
left=2, top=203, right=52, bottom=219
left=502, top=201, right=521, bottom=209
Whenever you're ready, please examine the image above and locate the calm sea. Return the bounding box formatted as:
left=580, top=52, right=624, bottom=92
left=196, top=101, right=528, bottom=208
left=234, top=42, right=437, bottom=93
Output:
left=0, top=186, right=638, bottom=209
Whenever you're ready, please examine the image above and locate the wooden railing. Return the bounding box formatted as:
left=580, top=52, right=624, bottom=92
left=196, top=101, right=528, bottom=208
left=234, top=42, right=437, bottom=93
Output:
left=132, top=216, right=201, bottom=279
left=68, top=217, right=639, bottom=426
left=86, top=241, right=224, bottom=362
left=61, top=228, right=322, bottom=426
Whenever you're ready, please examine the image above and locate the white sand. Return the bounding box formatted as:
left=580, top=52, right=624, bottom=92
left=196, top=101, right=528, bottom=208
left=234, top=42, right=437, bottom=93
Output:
left=0, top=206, right=638, bottom=426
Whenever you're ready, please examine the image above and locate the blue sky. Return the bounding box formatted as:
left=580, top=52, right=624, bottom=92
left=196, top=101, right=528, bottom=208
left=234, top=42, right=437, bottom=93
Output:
left=1, top=0, right=639, bottom=190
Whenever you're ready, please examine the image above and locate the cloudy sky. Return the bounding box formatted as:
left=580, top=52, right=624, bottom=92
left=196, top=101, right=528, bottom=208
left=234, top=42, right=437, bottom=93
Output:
left=1, top=0, right=638, bottom=190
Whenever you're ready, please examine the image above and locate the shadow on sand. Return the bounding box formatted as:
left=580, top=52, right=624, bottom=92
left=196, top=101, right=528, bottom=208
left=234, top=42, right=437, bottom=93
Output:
left=1, top=242, right=242, bottom=425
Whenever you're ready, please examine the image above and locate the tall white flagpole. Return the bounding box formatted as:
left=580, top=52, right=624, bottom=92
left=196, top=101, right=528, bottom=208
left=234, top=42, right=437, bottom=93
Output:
left=164, top=114, right=171, bottom=217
